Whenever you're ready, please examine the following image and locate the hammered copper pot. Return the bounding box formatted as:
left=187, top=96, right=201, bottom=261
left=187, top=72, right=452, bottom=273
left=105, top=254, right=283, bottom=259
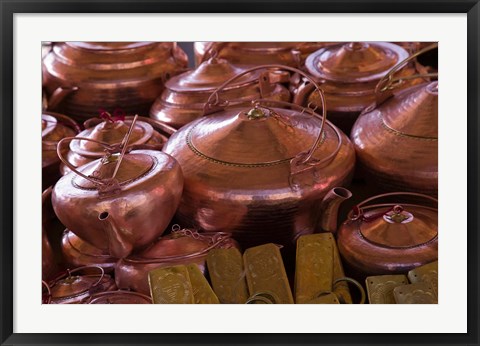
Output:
left=150, top=56, right=291, bottom=129
left=46, top=266, right=117, bottom=304
left=351, top=44, right=438, bottom=196
left=293, top=42, right=416, bottom=135
left=115, top=228, right=239, bottom=295
left=42, top=111, right=81, bottom=189
left=162, top=65, right=356, bottom=252
left=52, top=118, right=184, bottom=258
left=42, top=187, right=61, bottom=282
left=84, top=290, right=152, bottom=304
left=336, top=192, right=438, bottom=278
left=60, top=115, right=175, bottom=175
left=42, top=42, right=188, bottom=121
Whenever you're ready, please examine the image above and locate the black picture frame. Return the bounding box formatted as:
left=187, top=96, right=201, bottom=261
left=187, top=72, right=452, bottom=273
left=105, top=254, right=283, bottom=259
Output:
left=1, top=1, right=479, bottom=345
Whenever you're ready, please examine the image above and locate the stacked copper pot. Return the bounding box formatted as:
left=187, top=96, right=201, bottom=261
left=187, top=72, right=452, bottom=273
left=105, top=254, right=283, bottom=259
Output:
left=41, top=41, right=438, bottom=304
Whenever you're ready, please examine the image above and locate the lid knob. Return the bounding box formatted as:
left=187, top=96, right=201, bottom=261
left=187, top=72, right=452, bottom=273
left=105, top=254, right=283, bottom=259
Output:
left=383, top=205, right=414, bottom=224
left=346, top=42, right=369, bottom=51
left=246, top=108, right=267, bottom=120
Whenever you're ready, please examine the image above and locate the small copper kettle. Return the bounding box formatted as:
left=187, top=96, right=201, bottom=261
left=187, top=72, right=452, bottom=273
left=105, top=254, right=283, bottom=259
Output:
left=351, top=43, right=438, bottom=196
left=293, top=42, right=416, bottom=134
left=52, top=116, right=184, bottom=258
left=42, top=111, right=81, bottom=189
left=115, top=226, right=239, bottom=295
left=60, top=113, right=175, bottom=175
left=42, top=42, right=188, bottom=121
left=149, top=55, right=291, bottom=129
left=336, top=192, right=438, bottom=278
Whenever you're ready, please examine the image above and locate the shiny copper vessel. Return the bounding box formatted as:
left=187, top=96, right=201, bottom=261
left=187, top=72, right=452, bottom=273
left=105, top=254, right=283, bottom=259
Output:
left=52, top=117, right=184, bottom=258
left=42, top=187, right=60, bottom=282
left=162, top=65, right=355, bottom=251
left=84, top=290, right=152, bottom=304
left=293, top=42, right=415, bottom=134
left=115, top=227, right=238, bottom=295
left=42, top=111, right=81, bottom=189
left=149, top=56, right=290, bottom=129
left=336, top=192, right=438, bottom=278
left=61, top=115, right=174, bottom=175
left=42, top=42, right=188, bottom=121
left=46, top=266, right=117, bottom=304
left=194, top=42, right=334, bottom=67
left=351, top=44, right=438, bottom=196
left=61, top=230, right=117, bottom=273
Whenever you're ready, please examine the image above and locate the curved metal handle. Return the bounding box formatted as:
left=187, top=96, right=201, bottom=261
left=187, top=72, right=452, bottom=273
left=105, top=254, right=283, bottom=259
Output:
left=42, top=280, right=52, bottom=304
left=348, top=192, right=438, bottom=220
left=199, top=42, right=228, bottom=64
left=204, top=64, right=328, bottom=166
left=333, top=277, right=366, bottom=304
left=245, top=291, right=279, bottom=304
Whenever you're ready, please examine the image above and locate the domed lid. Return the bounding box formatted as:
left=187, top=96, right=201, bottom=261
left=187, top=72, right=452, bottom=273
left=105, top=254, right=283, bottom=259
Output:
left=380, top=81, right=438, bottom=138
left=64, top=230, right=113, bottom=258
left=70, top=120, right=154, bottom=157
left=50, top=267, right=110, bottom=300
left=72, top=152, right=155, bottom=190
left=186, top=106, right=334, bottom=166
left=355, top=204, right=437, bottom=248
left=42, top=113, right=78, bottom=143
left=86, top=291, right=152, bottom=304
left=305, top=42, right=409, bottom=83
left=166, top=57, right=255, bottom=92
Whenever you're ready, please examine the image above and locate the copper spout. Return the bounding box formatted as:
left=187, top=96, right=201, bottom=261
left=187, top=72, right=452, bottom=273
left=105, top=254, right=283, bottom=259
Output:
left=318, top=187, right=352, bottom=233
left=47, top=86, right=79, bottom=110
left=99, top=211, right=133, bottom=259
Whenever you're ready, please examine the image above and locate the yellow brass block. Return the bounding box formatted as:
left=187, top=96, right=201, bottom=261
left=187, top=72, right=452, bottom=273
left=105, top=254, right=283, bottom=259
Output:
left=148, top=265, right=194, bottom=304
left=408, top=261, right=438, bottom=297
left=366, top=275, right=409, bottom=304
left=186, top=264, right=219, bottom=304
left=305, top=292, right=340, bottom=304
left=393, top=282, right=438, bottom=304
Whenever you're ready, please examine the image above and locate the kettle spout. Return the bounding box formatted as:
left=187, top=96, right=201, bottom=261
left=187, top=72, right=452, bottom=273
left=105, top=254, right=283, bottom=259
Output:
left=99, top=211, right=133, bottom=258
left=317, top=187, right=352, bottom=233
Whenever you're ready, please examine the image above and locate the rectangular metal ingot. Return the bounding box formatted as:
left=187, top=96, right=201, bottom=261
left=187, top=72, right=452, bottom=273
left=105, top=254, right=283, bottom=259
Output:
left=331, top=238, right=352, bottom=304
left=207, top=248, right=249, bottom=304
left=393, top=282, right=438, bottom=304
left=408, top=261, right=438, bottom=298
left=148, top=265, right=194, bottom=304
left=305, top=292, right=340, bottom=304
left=295, top=233, right=334, bottom=304
left=244, top=243, right=294, bottom=304
left=186, top=264, right=219, bottom=304
left=366, top=275, right=409, bottom=304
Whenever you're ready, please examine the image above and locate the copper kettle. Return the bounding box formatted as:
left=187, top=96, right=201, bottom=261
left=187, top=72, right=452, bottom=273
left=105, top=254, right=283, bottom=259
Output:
left=351, top=43, right=438, bottom=196
left=60, top=113, right=175, bottom=175
left=335, top=192, right=438, bottom=278
left=42, top=42, right=188, bottom=121
left=149, top=55, right=291, bottom=129
left=42, top=111, right=81, bottom=189
left=52, top=116, right=184, bottom=258
left=115, top=226, right=239, bottom=295
left=293, top=42, right=416, bottom=135
left=162, top=65, right=355, bottom=252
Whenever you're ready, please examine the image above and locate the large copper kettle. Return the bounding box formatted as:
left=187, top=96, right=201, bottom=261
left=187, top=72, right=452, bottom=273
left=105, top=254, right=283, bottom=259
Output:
left=162, top=65, right=355, bottom=252
left=335, top=192, right=438, bottom=278
left=194, top=42, right=335, bottom=68
left=42, top=42, right=188, bottom=121
left=60, top=113, right=175, bottom=175
left=52, top=117, right=184, bottom=258
left=149, top=56, right=291, bottom=129
left=351, top=43, right=438, bottom=196
left=293, top=42, right=416, bottom=134
left=42, top=111, right=81, bottom=189
left=115, top=226, right=239, bottom=295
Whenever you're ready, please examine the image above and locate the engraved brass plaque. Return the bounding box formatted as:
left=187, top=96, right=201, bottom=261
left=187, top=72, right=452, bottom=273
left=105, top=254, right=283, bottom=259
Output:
left=244, top=243, right=294, bottom=304
left=207, top=248, right=249, bottom=304
left=366, top=275, right=409, bottom=304
left=393, top=282, right=438, bottom=304
left=148, top=265, right=194, bottom=304
left=306, top=292, right=340, bottom=304
left=331, top=238, right=352, bottom=304
left=295, top=233, right=334, bottom=304
left=408, top=261, right=438, bottom=298
left=186, top=264, right=219, bottom=304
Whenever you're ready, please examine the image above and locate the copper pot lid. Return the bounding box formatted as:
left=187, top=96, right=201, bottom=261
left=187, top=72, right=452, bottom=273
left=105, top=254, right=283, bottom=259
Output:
left=70, top=120, right=154, bottom=157
left=42, top=113, right=78, bottom=143
left=66, top=42, right=155, bottom=51
left=50, top=267, right=111, bottom=300
left=86, top=290, right=152, bottom=304
left=305, top=42, right=409, bottom=83
left=380, top=81, right=438, bottom=139
left=72, top=152, right=155, bottom=190
left=64, top=230, right=113, bottom=258
left=186, top=106, right=337, bottom=166
left=353, top=205, right=437, bottom=249
left=166, top=57, right=255, bottom=92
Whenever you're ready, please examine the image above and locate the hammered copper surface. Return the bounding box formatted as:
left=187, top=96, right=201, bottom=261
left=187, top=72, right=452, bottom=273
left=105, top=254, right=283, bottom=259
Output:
left=148, top=265, right=194, bottom=304
left=351, top=81, right=438, bottom=196
left=150, top=56, right=290, bottom=129
left=42, top=187, right=59, bottom=282
left=186, top=264, right=220, bottom=304
left=207, top=248, right=249, bottom=304
left=393, top=282, right=437, bottom=304
left=85, top=290, right=152, bottom=304
left=365, top=275, right=409, bottom=304
left=42, top=42, right=188, bottom=121
left=337, top=192, right=438, bottom=278
left=115, top=229, right=238, bottom=295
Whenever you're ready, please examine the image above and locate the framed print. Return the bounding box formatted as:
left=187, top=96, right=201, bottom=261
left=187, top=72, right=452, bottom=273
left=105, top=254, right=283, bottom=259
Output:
left=1, top=1, right=479, bottom=345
